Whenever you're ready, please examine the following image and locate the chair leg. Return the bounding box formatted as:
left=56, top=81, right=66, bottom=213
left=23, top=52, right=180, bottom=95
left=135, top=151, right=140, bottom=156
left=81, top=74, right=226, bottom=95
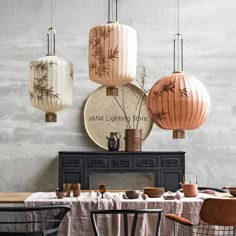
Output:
left=90, top=212, right=99, bottom=236
left=123, top=213, right=128, bottom=236
left=131, top=213, right=139, bottom=236
left=156, top=212, right=162, bottom=236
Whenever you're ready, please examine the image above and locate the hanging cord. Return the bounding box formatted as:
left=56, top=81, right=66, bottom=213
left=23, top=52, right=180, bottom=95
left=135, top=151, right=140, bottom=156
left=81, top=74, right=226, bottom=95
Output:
left=107, top=0, right=118, bottom=23
left=47, top=0, right=56, bottom=56
left=173, top=0, right=183, bottom=72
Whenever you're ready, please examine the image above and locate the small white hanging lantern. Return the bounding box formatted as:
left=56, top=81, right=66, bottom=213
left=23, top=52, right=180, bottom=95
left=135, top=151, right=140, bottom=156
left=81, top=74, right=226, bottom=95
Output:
left=88, top=0, right=137, bottom=96
left=29, top=1, right=73, bottom=122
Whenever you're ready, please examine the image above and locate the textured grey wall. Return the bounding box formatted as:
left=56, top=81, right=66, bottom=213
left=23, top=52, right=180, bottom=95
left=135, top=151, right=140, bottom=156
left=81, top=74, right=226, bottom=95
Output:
left=0, top=0, right=236, bottom=191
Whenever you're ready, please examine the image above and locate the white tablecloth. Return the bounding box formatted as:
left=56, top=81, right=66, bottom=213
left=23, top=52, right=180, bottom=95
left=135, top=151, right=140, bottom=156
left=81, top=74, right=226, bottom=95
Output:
left=24, top=191, right=225, bottom=236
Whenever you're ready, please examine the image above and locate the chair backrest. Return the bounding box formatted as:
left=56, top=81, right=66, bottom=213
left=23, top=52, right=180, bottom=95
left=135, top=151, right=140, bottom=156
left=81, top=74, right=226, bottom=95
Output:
left=200, top=198, right=236, bottom=226
left=178, top=187, right=227, bottom=193
left=198, top=187, right=227, bottom=193
left=90, top=209, right=163, bottom=236
left=0, top=205, right=70, bottom=235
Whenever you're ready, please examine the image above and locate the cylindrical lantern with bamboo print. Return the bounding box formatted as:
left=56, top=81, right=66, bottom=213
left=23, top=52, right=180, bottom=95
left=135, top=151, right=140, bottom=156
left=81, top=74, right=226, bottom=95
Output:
left=88, top=0, right=137, bottom=96
left=29, top=52, right=73, bottom=122
left=28, top=1, right=73, bottom=122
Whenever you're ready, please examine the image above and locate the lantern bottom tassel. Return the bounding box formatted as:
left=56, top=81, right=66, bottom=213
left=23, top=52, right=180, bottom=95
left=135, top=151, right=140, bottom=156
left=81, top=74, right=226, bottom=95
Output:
left=45, top=113, right=57, bottom=122
left=173, top=130, right=185, bottom=139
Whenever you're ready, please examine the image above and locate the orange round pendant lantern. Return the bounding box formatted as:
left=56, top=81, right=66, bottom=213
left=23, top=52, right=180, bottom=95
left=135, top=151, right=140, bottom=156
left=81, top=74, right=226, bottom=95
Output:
left=147, top=2, right=211, bottom=139
left=88, top=0, right=137, bottom=96
left=147, top=71, right=211, bottom=139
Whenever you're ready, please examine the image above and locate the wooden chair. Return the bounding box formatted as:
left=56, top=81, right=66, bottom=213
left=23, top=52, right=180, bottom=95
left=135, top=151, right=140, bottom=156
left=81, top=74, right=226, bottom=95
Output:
left=166, top=198, right=236, bottom=235
left=90, top=209, right=163, bottom=236
left=0, top=205, right=70, bottom=235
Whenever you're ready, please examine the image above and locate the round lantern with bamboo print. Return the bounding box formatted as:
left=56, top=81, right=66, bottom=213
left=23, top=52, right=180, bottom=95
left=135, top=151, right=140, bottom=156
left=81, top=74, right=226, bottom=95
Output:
left=147, top=33, right=211, bottom=139
left=88, top=0, right=137, bottom=96
left=29, top=27, right=73, bottom=122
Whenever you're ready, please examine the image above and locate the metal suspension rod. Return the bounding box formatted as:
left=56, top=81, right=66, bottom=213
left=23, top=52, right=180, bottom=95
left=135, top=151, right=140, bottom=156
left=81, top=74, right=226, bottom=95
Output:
left=47, top=0, right=56, bottom=55
left=51, top=0, right=53, bottom=28
left=116, top=0, right=118, bottom=21
left=108, top=0, right=118, bottom=23
left=108, top=0, right=111, bottom=22
left=177, top=0, right=180, bottom=34
left=173, top=0, right=183, bottom=72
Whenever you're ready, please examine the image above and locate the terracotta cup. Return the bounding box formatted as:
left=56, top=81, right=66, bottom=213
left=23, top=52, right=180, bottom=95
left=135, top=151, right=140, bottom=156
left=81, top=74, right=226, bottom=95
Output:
left=64, top=183, right=72, bottom=197
left=182, top=184, right=198, bottom=197
left=72, top=183, right=81, bottom=197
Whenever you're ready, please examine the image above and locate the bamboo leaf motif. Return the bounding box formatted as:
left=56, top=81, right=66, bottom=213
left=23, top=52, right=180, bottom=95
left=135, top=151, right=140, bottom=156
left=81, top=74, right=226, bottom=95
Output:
left=37, top=95, right=43, bottom=102
left=30, top=61, right=60, bottom=103
left=90, top=62, right=97, bottom=69
left=90, top=26, right=118, bottom=78
left=154, top=111, right=168, bottom=121
left=70, top=69, right=73, bottom=79
left=108, top=46, right=119, bottom=61
left=29, top=92, right=34, bottom=100
left=150, top=81, right=176, bottom=121
left=160, top=81, right=175, bottom=95
left=179, top=88, right=190, bottom=97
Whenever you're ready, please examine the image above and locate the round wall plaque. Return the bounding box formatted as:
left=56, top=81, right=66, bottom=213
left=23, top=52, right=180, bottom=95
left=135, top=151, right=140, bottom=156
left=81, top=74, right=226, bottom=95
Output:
left=84, top=84, right=153, bottom=150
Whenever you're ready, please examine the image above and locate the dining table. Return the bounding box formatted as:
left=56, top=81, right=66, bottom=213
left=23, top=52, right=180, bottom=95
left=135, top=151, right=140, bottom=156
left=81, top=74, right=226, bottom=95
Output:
left=24, top=191, right=231, bottom=236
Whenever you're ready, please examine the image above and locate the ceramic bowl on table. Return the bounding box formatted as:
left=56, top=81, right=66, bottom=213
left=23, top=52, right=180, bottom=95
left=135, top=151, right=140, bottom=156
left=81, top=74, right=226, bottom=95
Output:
left=55, top=188, right=67, bottom=199
left=125, top=190, right=139, bottom=199
left=143, top=187, right=165, bottom=198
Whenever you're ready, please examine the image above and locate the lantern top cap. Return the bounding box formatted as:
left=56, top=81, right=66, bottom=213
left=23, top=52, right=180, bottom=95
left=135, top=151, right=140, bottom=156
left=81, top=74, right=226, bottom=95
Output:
left=107, top=20, right=118, bottom=24
left=89, top=22, right=136, bottom=34
left=173, top=70, right=184, bottom=74
left=30, top=55, right=72, bottom=65
left=47, top=27, right=56, bottom=34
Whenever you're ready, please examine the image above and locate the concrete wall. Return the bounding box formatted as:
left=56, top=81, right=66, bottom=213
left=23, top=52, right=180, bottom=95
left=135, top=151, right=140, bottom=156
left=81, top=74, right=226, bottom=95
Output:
left=0, top=0, right=236, bottom=192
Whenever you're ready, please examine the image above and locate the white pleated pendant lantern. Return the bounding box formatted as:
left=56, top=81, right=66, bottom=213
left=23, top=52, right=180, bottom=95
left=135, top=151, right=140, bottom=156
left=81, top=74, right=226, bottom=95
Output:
left=88, top=0, right=137, bottom=96
left=29, top=27, right=73, bottom=122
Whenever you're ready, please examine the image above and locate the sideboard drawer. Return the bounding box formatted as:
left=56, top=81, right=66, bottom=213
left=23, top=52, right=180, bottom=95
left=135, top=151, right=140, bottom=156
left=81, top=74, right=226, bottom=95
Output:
left=87, top=157, right=108, bottom=168
left=111, top=158, right=133, bottom=168
left=135, top=157, right=158, bottom=168
left=160, top=157, right=182, bottom=168
left=62, top=158, right=83, bottom=168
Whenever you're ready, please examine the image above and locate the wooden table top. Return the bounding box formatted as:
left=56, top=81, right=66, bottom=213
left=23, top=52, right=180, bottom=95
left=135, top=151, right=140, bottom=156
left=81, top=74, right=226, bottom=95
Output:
left=0, top=192, right=32, bottom=203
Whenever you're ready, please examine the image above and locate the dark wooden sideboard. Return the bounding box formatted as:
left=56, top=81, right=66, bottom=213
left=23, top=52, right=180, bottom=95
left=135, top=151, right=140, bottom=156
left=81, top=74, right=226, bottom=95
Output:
left=58, top=151, right=185, bottom=192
